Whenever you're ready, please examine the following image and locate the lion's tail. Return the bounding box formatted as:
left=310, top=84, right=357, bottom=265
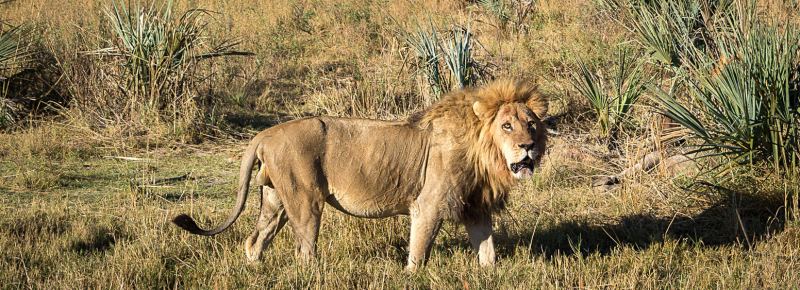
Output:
left=172, top=139, right=260, bottom=236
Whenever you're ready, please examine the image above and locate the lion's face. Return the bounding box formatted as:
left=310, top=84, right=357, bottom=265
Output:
left=489, top=103, right=546, bottom=179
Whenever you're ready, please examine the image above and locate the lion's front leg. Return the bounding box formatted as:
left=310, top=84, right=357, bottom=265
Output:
left=405, top=201, right=443, bottom=272
left=464, top=212, right=495, bottom=266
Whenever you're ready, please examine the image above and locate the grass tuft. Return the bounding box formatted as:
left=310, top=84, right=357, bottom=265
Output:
left=408, top=24, right=484, bottom=101
left=570, top=48, right=647, bottom=149
left=85, top=0, right=252, bottom=141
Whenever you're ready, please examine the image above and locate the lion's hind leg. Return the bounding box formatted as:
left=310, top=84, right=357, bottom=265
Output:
left=283, top=194, right=324, bottom=264
left=244, top=186, right=288, bottom=262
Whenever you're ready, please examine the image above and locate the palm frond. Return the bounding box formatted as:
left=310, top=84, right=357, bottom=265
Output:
left=649, top=0, right=800, bottom=173
left=443, top=26, right=475, bottom=89
left=0, top=25, right=33, bottom=75
left=570, top=49, right=647, bottom=143
left=407, top=24, right=444, bottom=99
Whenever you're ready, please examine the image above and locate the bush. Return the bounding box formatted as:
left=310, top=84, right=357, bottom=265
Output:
left=407, top=24, right=485, bottom=103
left=600, top=0, right=718, bottom=68
left=85, top=0, right=250, bottom=141
left=601, top=0, right=799, bottom=174
left=0, top=24, right=34, bottom=129
left=569, top=49, right=647, bottom=148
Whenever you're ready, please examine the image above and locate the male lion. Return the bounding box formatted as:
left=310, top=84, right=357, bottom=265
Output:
left=173, top=79, right=548, bottom=270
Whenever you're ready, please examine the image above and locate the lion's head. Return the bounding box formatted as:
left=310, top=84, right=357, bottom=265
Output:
left=413, top=79, right=548, bottom=212
left=472, top=81, right=548, bottom=180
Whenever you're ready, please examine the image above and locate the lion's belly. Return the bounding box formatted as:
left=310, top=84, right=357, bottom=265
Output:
left=325, top=188, right=410, bottom=218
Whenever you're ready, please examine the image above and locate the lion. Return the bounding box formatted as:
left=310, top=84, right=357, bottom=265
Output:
left=173, top=79, right=548, bottom=270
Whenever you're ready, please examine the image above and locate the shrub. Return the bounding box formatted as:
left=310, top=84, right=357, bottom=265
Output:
left=87, top=0, right=251, bottom=140
left=599, top=0, right=731, bottom=68
left=443, top=26, right=476, bottom=90
left=648, top=2, right=800, bottom=174
left=407, top=24, right=484, bottom=102
left=0, top=24, right=34, bottom=129
left=570, top=49, right=647, bottom=148
left=601, top=0, right=800, bottom=173
left=408, top=25, right=444, bottom=103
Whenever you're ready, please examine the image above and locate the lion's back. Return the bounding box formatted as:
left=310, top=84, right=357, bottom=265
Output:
left=259, top=116, right=430, bottom=215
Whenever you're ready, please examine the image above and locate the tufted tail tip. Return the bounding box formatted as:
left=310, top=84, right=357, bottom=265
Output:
left=172, top=214, right=207, bottom=235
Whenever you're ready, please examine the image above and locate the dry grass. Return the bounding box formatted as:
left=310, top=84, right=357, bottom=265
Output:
left=0, top=137, right=797, bottom=288
left=1, top=0, right=798, bottom=288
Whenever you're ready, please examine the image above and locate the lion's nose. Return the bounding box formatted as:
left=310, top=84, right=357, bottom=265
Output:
left=517, top=142, right=534, bottom=150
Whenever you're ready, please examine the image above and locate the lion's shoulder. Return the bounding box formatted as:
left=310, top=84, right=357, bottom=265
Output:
left=409, top=89, right=479, bottom=132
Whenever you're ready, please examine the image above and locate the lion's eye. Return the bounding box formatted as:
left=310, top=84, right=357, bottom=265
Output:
left=502, top=123, right=512, bottom=131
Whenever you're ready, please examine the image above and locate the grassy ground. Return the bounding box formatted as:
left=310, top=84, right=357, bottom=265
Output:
left=1, top=134, right=797, bottom=288
left=1, top=0, right=799, bottom=288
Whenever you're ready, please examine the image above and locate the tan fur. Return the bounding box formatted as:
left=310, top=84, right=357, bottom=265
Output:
left=173, top=79, right=548, bottom=270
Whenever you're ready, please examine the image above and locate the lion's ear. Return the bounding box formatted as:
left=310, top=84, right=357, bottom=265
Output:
left=472, top=101, right=490, bottom=119
left=525, top=93, right=549, bottom=118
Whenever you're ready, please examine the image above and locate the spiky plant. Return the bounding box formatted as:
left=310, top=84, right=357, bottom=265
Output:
left=652, top=2, right=800, bottom=174
left=443, top=26, right=475, bottom=89
left=0, top=24, right=34, bottom=129
left=600, top=0, right=731, bottom=68
left=570, top=49, right=647, bottom=146
left=408, top=24, right=483, bottom=102
left=91, top=0, right=250, bottom=132
left=408, top=25, right=445, bottom=101
left=0, top=25, right=32, bottom=75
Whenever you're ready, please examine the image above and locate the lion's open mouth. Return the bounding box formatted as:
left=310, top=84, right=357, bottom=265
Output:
left=510, top=155, right=534, bottom=174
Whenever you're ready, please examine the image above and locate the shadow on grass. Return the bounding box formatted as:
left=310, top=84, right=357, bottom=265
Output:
left=3, top=212, right=72, bottom=241
left=57, top=171, right=122, bottom=189
left=159, top=192, right=188, bottom=202
left=1, top=51, right=68, bottom=119
left=70, top=223, right=133, bottom=255
left=499, top=188, right=789, bottom=259
left=222, top=111, right=294, bottom=133
left=314, top=185, right=790, bottom=264
left=2, top=212, right=132, bottom=255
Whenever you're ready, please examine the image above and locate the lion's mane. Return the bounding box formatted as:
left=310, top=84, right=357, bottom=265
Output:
left=409, top=79, right=548, bottom=217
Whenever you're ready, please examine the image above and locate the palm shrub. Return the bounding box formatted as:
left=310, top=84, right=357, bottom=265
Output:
left=408, top=25, right=482, bottom=102
left=91, top=0, right=250, bottom=136
left=628, top=0, right=701, bottom=67
left=0, top=24, right=33, bottom=129
left=570, top=49, right=647, bottom=147
left=443, top=26, right=476, bottom=89
left=0, top=25, right=32, bottom=75
left=653, top=2, right=800, bottom=173
left=602, top=0, right=799, bottom=173
left=408, top=26, right=444, bottom=103
left=600, top=0, right=731, bottom=69
left=650, top=3, right=800, bottom=174
left=602, top=0, right=799, bottom=220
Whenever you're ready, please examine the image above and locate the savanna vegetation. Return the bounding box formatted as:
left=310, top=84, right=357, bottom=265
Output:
left=1, top=0, right=798, bottom=288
